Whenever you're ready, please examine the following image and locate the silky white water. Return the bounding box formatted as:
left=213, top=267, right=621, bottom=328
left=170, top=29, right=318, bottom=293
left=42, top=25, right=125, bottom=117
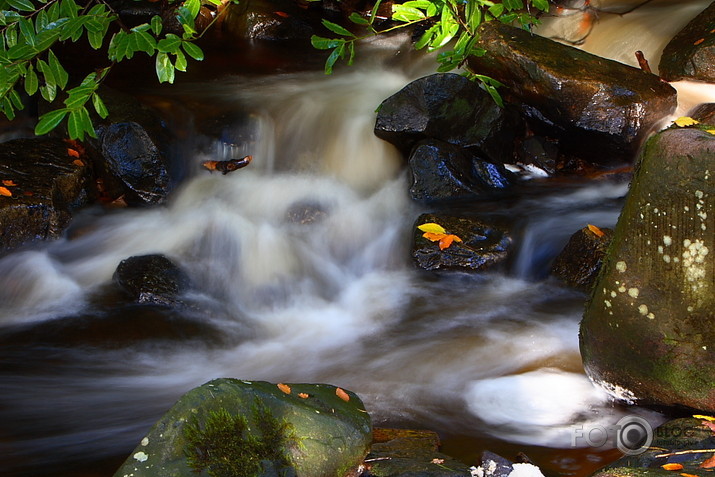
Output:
left=0, top=2, right=711, bottom=474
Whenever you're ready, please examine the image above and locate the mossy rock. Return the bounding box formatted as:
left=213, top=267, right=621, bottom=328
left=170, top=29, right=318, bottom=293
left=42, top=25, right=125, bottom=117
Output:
left=113, top=379, right=372, bottom=477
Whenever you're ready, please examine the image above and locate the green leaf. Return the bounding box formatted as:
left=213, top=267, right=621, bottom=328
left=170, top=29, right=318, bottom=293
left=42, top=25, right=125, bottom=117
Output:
left=34, top=107, right=68, bottom=135
left=321, top=19, right=354, bottom=38
left=7, top=0, right=35, bottom=12
left=150, top=15, right=162, bottom=35
left=58, top=16, right=85, bottom=41
left=530, top=0, right=549, bottom=12
left=19, top=17, right=35, bottom=46
left=182, top=0, right=201, bottom=19
left=310, top=35, right=341, bottom=50
left=2, top=97, right=17, bottom=120
left=181, top=40, right=203, bottom=60
left=157, top=34, right=181, bottom=53
left=155, top=51, right=174, bottom=83
left=39, top=81, right=56, bottom=101
left=64, top=88, right=92, bottom=109
left=24, top=63, right=38, bottom=95
left=133, top=30, right=157, bottom=55
left=392, top=4, right=426, bottom=22
left=36, top=10, right=49, bottom=32
left=7, top=43, right=35, bottom=60
left=324, top=42, right=344, bottom=74
left=91, top=92, right=108, bottom=118
left=348, top=12, right=369, bottom=25
left=174, top=49, right=187, bottom=71
left=414, top=24, right=438, bottom=49
left=67, top=107, right=94, bottom=140
left=59, top=0, right=80, bottom=18
left=9, top=88, right=23, bottom=110
left=6, top=24, right=18, bottom=48
left=47, top=49, right=68, bottom=88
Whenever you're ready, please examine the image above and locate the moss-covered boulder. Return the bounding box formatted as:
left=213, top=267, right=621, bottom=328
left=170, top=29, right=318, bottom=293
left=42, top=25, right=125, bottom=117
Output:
left=658, top=2, right=715, bottom=82
left=580, top=127, right=715, bottom=410
left=113, top=379, right=372, bottom=477
left=467, top=22, right=677, bottom=165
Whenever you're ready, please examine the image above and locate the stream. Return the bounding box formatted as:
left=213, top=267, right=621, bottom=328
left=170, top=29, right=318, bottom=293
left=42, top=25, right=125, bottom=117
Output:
left=1, top=1, right=713, bottom=476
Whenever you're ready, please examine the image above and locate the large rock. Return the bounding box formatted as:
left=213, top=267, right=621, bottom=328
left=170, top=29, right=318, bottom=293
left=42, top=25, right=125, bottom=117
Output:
left=412, top=214, right=511, bottom=272
left=114, top=379, right=372, bottom=477
left=113, top=254, right=192, bottom=306
left=0, top=138, right=92, bottom=254
left=551, top=225, right=613, bottom=291
left=468, top=22, right=677, bottom=165
left=374, top=73, right=523, bottom=164
left=659, top=2, right=715, bottom=82
left=580, top=127, right=715, bottom=410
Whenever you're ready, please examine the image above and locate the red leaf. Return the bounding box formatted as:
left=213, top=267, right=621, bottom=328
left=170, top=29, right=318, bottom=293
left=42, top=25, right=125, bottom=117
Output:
left=336, top=387, right=350, bottom=402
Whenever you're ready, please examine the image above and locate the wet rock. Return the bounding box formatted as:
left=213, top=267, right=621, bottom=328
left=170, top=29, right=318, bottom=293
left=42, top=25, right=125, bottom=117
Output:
left=412, top=214, right=511, bottom=272
left=590, top=418, right=715, bottom=477
left=551, top=225, right=613, bottom=291
left=221, top=0, right=317, bottom=41
left=580, top=127, right=715, bottom=411
left=0, top=138, right=92, bottom=254
left=113, top=254, right=192, bottom=306
left=374, top=73, right=523, bottom=164
left=689, top=103, right=715, bottom=124
left=658, top=2, right=715, bottom=82
left=114, top=379, right=371, bottom=477
left=408, top=139, right=514, bottom=202
left=474, top=451, right=544, bottom=477
left=368, top=428, right=472, bottom=476
left=285, top=200, right=329, bottom=224
left=515, top=135, right=559, bottom=176
left=468, top=22, right=677, bottom=165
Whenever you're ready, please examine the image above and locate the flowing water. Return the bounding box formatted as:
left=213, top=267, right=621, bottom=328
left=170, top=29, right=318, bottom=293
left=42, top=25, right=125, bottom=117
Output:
left=1, top=2, right=713, bottom=476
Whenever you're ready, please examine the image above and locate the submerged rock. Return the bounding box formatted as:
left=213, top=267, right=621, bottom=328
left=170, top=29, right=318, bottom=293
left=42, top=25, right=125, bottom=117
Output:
left=551, top=225, right=613, bottom=291
left=468, top=22, right=677, bottom=165
left=0, top=138, right=92, bottom=254
left=113, top=254, right=192, bottom=306
left=374, top=73, right=522, bottom=164
left=113, top=379, right=372, bottom=477
left=658, top=2, right=715, bottom=82
left=412, top=214, right=511, bottom=272
left=580, top=127, right=715, bottom=410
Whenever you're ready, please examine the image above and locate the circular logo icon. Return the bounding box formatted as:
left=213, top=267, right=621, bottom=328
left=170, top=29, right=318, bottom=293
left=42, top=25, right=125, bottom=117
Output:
left=616, top=416, right=653, bottom=455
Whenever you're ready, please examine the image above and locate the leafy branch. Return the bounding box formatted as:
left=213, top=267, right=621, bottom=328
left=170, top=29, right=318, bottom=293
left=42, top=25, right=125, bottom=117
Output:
left=311, top=0, right=551, bottom=104
left=0, top=0, right=236, bottom=139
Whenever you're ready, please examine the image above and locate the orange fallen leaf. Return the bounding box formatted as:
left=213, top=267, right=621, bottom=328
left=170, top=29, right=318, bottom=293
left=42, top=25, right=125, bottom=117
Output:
left=694, top=38, right=705, bottom=46
left=700, top=455, right=715, bottom=469
left=336, top=387, right=350, bottom=402
left=277, top=383, right=291, bottom=395
left=0, top=186, right=12, bottom=197
left=438, top=234, right=462, bottom=250
left=423, top=232, right=446, bottom=242
left=201, top=156, right=252, bottom=175
left=682, top=473, right=700, bottom=477
left=431, top=458, right=445, bottom=464
left=73, top=159, right=85, bottom=167
left=23, top=191, right=33, bottom=196
left=2, top=180, right=17, bottom=187
left=298, top=393, right=309, bottom=399
left=587, top=224, right=605, bottom=237
left=662, top=464, right=684, bottom=471
left=274, top=11, right=290, bottom=17
left=67, top=148, right=80, bottom=158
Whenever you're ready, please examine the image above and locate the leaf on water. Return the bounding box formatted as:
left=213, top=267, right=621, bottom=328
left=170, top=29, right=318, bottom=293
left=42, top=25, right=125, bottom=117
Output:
left=700, top=455, right=715, bottom=469
left=662, top=464, right=684, bottom=471
left=277, top=383, right=291, bottom=395
left=298, top=393, right=309, bottom=399
left=336, top=387, right=350, bottom=402
left=674, top=116, right=699, bottom=127
left=418, top=222, right=447, bottom=235
left=0, top=186, right=12, bottom=197
left=2, top=180, right=17, bottom=186
left=587, top=224, right=605, bottom=237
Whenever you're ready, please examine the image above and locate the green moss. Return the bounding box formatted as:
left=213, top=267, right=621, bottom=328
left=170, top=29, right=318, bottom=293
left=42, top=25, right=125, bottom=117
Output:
left=183, top=399, right=297, bottom=477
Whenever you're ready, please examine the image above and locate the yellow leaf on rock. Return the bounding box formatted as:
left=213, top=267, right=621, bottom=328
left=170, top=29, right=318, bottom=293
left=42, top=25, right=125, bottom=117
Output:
left=694, top=414, right=715, bottom=421
left=587, top=224, right=605, bottom=237
left=277, top=383, right=291, bottom=395
left=336, top=387, right=350, bottom=402
left=674, top=117, right=700, bottom=127
left=706, top=129, right=715, bottom=135
left=662, top=464, right=684, bottom=471
left=0, top=186, right=12, bottom=197
left=418, top=223, right=447, bottom=235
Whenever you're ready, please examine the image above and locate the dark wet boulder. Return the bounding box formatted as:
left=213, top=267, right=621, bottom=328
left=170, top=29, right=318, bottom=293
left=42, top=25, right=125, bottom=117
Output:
left=658, top=2, right=715, bottom=82
left=690, top=103, right=715, bottom=124
left=285, top=200, right=329, bottom=225
left=581, top=127, right=715, bottom=410
left=114, top=379, right=372, bottom=477
left=374, top=73, right=523, bottom=164
left=368, top=428, right=472, bottom=476
left=590, top=418, right=715, bottom=477
left=408, top=139, right=514, bottom=202
left=0, top=138, right=92, bottom=254
left=412, top=214, right=511, bottom=272
left=113, top=254, right=192, bottom=306
left=468, top=22, right=677, bottom=165
left=551, top=225, right=613, bottom=291
left=220, top=0, right=317, bottom=41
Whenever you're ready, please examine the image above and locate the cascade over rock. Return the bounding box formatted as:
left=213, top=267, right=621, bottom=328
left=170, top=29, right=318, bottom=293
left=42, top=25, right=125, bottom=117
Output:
left=467, top=22, right=677, bottom=165
left=659, top=2, right=715, bottom=83
left=580, top=127, right=715, bottom=410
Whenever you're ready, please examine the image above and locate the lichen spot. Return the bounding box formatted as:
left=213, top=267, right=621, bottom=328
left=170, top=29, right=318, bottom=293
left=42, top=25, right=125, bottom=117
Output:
left=688, top=306, right=694, bottom=312
left=141, top=437, right=149, bottom=446
left=616, top=261, right=627, bottom=273
left=695, top=190, right=704, bottom=199
left=684, top=238, right=692, bottom=248
left=610, top=291, right=617, bottom=298
left=604, top=300, right=612, bottom=308
left=133, top=451, right=148, bottom=463
left=684, top=206, right=690, bottom=212
left=663, top=236, right=672, bottom=246
left=647, top=313, right=655, bottom=319
left=618, top=285, right=627, bottom=293
left=628, top=288, right=639, bottom=298
left=663, top=254, right=671, bottom=263
left=638, top=304, right=648, bottom=316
